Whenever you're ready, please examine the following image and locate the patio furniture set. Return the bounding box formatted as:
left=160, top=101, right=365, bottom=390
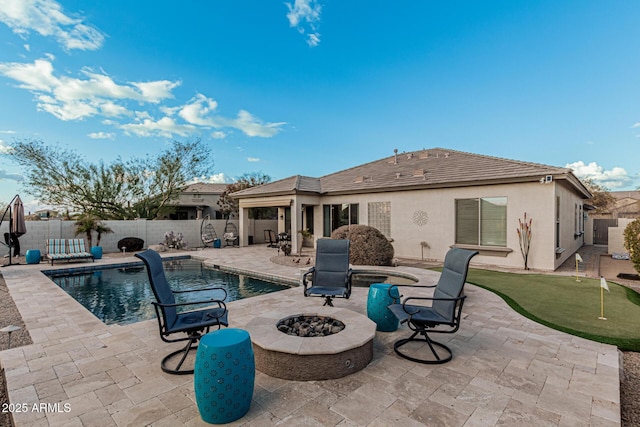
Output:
left=134, top=240, right=477, bottom=423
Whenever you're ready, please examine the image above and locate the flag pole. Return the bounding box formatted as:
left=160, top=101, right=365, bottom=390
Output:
left=598, top=277, right=608, bottom=320
left=575, top=253, right=583, bottom=282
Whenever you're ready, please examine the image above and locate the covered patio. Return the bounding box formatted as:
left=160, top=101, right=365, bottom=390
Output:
left=0, top=246, right=620, bottom=426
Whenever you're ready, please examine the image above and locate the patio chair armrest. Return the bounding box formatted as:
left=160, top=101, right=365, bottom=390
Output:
left=401, top=295, right=466, bottom=314
left=153, top=298, right=226, bottom=309
left=344, top=268, right=353, bottom=297
left=403, top=295, right=466, bottom=305
left=172, top=286, right=228, bottom=301
left=302, top=267, right=315, bottom=291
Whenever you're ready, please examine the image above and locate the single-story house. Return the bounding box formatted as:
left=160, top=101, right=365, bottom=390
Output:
left=231, top=148, right=592, bottom=271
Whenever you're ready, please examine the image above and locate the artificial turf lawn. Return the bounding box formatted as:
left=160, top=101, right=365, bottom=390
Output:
left=462, top=268, right=640, bottom=351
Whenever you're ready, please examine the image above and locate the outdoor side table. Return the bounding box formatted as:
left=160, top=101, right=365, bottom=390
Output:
left=25, top=249, right=41, bottom=264
left=367, top=283, right=400, bottom=332
left=194, top=328, right=255, bottom=424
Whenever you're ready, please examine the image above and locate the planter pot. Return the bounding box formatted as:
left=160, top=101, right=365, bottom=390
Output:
left=25, top=249, right=41, bottom=264
left=90, top=246, right=103, bottom=259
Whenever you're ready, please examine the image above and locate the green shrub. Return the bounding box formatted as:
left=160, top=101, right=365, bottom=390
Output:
left=331, top=225, right=394, bottom=266
left=624, top=218, right=640, bottom=274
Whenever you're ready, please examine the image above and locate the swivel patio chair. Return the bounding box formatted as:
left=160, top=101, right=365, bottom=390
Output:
left=135, top=249, right=229, bottom=375
left=302, top=238, right=352, bottom=306
left=388, top=247, right=478, bottom=364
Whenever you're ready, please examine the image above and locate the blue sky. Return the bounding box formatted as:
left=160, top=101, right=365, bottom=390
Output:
left=0, top=0, right=639, bottom=213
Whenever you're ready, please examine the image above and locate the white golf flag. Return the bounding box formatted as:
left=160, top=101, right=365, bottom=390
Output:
left=600, top=277, right=610, bottom=292
left=575, top=253, right=583, bottom=262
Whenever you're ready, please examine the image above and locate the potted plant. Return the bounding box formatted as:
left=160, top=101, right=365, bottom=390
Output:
left=93, top=221, right=113, bottom=259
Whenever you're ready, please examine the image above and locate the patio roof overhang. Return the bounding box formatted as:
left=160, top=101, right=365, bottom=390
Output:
left=239, top=198, right=293, bottom=208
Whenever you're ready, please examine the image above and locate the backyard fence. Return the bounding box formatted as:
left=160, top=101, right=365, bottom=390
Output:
left=0, top=219, right=278, bottom=257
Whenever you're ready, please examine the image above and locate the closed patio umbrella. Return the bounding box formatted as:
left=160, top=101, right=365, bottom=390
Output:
left=11, top=195, right=26, bottom=237
left=2, top=195, right=26, bottom=265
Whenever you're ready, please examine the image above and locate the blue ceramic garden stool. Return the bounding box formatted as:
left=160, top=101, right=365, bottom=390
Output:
left=25, top=249, right=41, bottom=264
left=194, top=328, right=255, bottom=424
left=367, top=283, right=401, bottom=332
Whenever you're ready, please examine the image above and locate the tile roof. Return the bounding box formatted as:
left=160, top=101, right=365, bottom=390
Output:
left=232, top=148, right=582, bottom=198
left=183, top=183, right=229, bottom=193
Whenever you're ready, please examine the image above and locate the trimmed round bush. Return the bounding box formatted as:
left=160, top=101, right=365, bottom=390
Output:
left=331, top=225, right=394, bottom=266
left=117, top=237, right=144, bottom=252
left=624, top=218, right=640, bottom=274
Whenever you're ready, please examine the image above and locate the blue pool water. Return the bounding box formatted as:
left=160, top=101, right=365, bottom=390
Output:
left=46, top=258, right=291, bottom=326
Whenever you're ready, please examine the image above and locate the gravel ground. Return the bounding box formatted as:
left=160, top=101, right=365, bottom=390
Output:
left=1, top=254, right=639, bottom=426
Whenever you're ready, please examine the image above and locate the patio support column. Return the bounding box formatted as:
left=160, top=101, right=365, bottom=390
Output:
left=239, top=207, right=250, bottom=247
left=291, top=201, right=302, bottom=255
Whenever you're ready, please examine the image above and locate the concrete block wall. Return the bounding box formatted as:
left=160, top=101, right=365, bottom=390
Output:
left=1, top=219, right=277, bottom=257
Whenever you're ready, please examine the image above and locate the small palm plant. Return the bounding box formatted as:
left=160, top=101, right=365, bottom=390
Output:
left=75, top=215, right=97, bottom=247
left=95, top=222, right=113, bottom=247
left=75, top=215, right=113, bottom=247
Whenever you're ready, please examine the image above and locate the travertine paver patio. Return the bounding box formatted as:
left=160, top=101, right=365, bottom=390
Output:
left=0, top=246, right=620, bottom=426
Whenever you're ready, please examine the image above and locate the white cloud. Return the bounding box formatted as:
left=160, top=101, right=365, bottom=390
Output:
left=0, top=130, right=16, bottom=134
left=0, top=168, right=22, bottom=181
left=0, top=59, right=285, bottom=139
left=0, top=58, right=179, bottom=121
left=0, top=0, right=105, bottom=51
left=211, top=131, right=226, bottom=139
left=118, top=116, right=196, bottom=138
left=285, top=0, right=322, bottom=47
left=227, top=110, right=285, bottom=137
left=0, top=140, right=13, bottom=153
left=247, top=157, right=260, bottom=162
left=307, top=33, right=320, bottom=47
left=175, top=94, right=285, bottom=137
left=87, top=132, right=114, bottom=139
left=566, top=160, right=636, bottom=190
left=178, top=94, right=219, bottom=126
left=192, top=173, right=229, bottom=184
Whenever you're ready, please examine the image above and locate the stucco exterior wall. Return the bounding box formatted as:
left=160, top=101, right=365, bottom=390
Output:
left=553, top=182, right=588, bottom=269
left=292, top=180, right=584, bottom=271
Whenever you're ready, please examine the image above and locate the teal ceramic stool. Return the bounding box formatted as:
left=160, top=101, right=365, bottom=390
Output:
left=367, top=283, right=401, bottom=332
left=90, top=246, right=102, bottom=259
left=194, top=328, right=255, bottom=424
left=25, top=249, right=41, bottom=264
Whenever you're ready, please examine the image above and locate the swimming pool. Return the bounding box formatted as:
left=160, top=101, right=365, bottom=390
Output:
left=45, top=258, right=291, bottom=326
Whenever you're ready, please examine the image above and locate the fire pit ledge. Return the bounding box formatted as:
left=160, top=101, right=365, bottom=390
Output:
left=245, top=307, right=376, bottom=380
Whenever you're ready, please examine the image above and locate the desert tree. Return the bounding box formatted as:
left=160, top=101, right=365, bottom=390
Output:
left=3, top=138, right=213, bottom=220
left=582, top=178, right=616, bottom=215
left=217, top=172, right=272, bottom=220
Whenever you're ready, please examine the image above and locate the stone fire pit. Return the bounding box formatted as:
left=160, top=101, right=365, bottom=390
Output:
left=245, top=307, right=376, bottom=381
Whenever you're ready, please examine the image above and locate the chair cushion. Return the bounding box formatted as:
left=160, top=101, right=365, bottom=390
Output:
left=388, top=304, right=453, bottom=326
left=171, top=307, right=229, bottom=334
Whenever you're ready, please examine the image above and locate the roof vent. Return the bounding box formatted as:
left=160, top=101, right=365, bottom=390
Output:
left=394, top=148, right=398, bottom=164
left=419, top=151, right=429, bottom=159
left=354, top=176, right=369, bottom=183
left=395, top=172, right=401, bottom=179
left=413, top=169, right=424, bottom=177
left=444, top=152, right=450, bottom=158
left=406, top=153, right=413, bottom=159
